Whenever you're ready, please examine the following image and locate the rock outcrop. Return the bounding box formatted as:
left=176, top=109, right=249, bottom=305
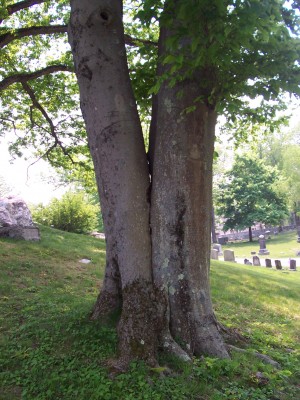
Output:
left=0, top=196, right=40, bottom=240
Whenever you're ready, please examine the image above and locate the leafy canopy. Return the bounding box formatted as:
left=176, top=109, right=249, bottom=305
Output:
left=216, top=155, right=288, bottom=231
left=0, top=0, right=299, bottom=178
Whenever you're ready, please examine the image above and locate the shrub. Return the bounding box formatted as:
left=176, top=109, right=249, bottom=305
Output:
left=31, top=191, right=100, bottom=233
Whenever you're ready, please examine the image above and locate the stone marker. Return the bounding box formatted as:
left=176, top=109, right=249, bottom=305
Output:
left=253, top=255, right=261, bottom=266
left=213, top=243, right=223, bottom=255
left=296, top=250, right=300, bottom=257
left=251, top=251, right=256, bottom=255
left=211, top=249, right=219, bottom=260
left=289, top=259, right=296, bottom=271
left=224, top=249, right=235, bottom=262
left=244, top=259, right=252, bottom=265
left=265, top=258, right=272, bottom=268
left=258, top=234, right=270, bottom=255
left=0, top=196, right=40, bottom=241
left=275, top=260, right=282, bottom=270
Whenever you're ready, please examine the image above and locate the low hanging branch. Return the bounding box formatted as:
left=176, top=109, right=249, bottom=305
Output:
left=0, top=25, right=156, bottom=50
left=0, top=25, right=68, bottom=48
left=21, top=80, right=74, bottom=163
left=0, top=0, right=47, bottom=24
left=0, top=64, right=74, bottom=92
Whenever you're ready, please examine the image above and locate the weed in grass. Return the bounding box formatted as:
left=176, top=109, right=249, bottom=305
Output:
left=0, top=225, right=299, bottom=399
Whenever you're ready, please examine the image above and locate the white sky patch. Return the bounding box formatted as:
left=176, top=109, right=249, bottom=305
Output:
left=0, top=136, right=67, bottom=205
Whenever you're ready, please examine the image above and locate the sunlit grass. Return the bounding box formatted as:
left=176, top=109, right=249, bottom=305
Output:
left=0, top=225, right=299, bottom=399
left=222, top=230, right=300, bottom=259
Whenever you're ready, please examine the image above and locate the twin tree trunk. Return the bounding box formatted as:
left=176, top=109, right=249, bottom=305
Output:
left=69, top=0, right=228, bottom=366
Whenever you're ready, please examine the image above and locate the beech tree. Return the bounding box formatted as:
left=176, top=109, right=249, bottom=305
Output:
left=1, top=0, right=300, bottom=368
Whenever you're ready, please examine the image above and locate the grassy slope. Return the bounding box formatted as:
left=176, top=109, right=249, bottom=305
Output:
left=222, top=230, right=300, bottom=259
left=0, top=225, right=299, bottom=400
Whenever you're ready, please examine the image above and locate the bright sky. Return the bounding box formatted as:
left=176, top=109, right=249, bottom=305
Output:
left=0, top=136, right=67, bottom=205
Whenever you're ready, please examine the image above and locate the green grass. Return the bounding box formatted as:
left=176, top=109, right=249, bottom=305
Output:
left=0, top=225, right=299, bottom=399
left=222, top=230, right=300, bottom=259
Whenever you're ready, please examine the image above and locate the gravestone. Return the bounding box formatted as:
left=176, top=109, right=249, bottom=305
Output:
left=0, top=196, right=40, bottom=241
left=213, top=243, right=223, bottom=255
left=218, top=236, right=228, bottom=245
left=296, top=250, right=300, bottom=257
left=224, top=249, right=235, bottom=262
left=275, top=260, right=282, bottom=270
left=211, top=249, right=219, bottom=260
left=258, top=234, right=270, bottom=255
left=265, top=258, right=272, bottom=268
left=244, top=259, right=252, bottom=265
left=253, top=255, right=261, bottom=266
left=289, top=259, right=296, bottom=271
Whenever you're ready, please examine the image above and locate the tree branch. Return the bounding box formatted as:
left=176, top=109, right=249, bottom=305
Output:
left=21, top=80, right=74, bottom=163
left=0, top=0, right=47, bottom=24
left=0, top=25, right=156, bottom=50
left=0, top=64, right=74, bottom=92
left=0, top=24, right=67, bottom=48
left=124, top=34, right=157, bottom=47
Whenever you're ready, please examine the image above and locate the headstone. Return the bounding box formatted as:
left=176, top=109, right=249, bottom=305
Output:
left=265, top=258, right=272, bottom=268
left=289, top=259, right=296, bottom=271
left=258, top=234, right=270, bottom=255
left=244, top=259, right=252, bottom=265
left=213, top=243, right=223, bottom=255
left=0, top=196, right=40, bottom=241
left=296, top=250, right=300, bottom=257
left=253, top=255, right=261, bottom=266
left=275, top=260, right=282, bottom=270
left=297, top=228, right=300, bottom=243
left=218, top=236, right=228, bottom=245
left=251, top=251, right=256, bottom=255
left=211, top=249, right=219, bottom=260
left=224, top=249, right=235, bottom=262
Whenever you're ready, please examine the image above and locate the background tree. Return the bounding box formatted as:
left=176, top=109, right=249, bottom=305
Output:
left=31, top=191, right=100, bottom=234
left=0, top=0, right=299, bottom=366
left=216, top=155, right=288, bottom=241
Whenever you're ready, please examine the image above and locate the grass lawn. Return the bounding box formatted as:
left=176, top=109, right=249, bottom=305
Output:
left=221, top=230, right=300, bottom=259
left=0, top=225, right=299, bottom=400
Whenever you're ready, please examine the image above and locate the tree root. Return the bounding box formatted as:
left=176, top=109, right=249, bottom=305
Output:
left=227, top=344, right=281, bottom=369
left=216, top=319, right=248, bottom=345
left=159, top=333, right=192, bottom=362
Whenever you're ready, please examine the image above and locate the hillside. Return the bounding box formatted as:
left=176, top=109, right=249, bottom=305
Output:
left=0, top=225, right=299, bottom=400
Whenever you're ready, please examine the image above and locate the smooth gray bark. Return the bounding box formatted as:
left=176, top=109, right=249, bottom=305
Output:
left=68, top=0, right=158, bottom=366
left=68, top=0, right=228, bottom=366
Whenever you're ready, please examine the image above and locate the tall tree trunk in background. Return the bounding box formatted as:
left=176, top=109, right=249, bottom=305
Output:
left=249, top=227, right=253, bottom=242
left=211, top=207, right=218, bottom=244
left=149, top=25, right=228, bottom=359
left=68, top=0, right=159, bottom=366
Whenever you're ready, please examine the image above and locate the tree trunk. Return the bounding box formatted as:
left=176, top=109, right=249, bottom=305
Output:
left=149, top=25, right=229, bottom=359
left=68, top=0, right=159, bottom=366
left=211, top=206, right=218, bottom=244
left=249, top=227, right=253, bottom=242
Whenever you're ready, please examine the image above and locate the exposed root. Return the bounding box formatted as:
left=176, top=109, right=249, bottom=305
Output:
left=159, top=333, right=192, bottom=362
left=215, top=317, right=248, bottom=345
left=227, top=344, right=281, bottom=369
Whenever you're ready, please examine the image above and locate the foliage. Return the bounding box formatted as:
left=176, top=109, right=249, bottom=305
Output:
left=0, top=0, right=299, bottom=175
left=216, top=155, right=288, bottom=234
left=31, top=191, right=101, bottom=234
left=281, top=145, right=300, bottom=215
left=0, top=225, right=299, bottom=399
